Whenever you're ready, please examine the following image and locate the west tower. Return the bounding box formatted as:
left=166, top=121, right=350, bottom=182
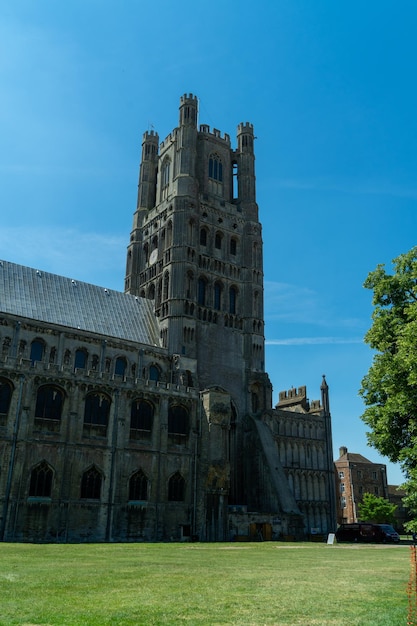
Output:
left=125, top=95, right=271, bottom=417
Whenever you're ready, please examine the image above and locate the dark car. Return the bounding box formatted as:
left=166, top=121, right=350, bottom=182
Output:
left=376, top=524, right=400, bottom=543
left=335, top=522, right=400, bottom=543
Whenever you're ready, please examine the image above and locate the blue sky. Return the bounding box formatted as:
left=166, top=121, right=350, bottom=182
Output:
left=2, top=1, right=417, bottom=485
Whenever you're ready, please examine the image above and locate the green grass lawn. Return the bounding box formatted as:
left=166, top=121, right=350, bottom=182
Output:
left=0, top=541, right=412, bottom=625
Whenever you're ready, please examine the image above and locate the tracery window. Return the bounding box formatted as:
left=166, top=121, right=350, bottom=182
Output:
left=208, top=154, right=223, bottom=196
left=161, top=158, right=171, bottom=200
left=29, top=461, right=53, bottom=498
left=168, top=472, right=185, bottom=501
left=129, top=469, right=149, bottom=501
left=209, top=154, right=223, bottom=182
left=81, top=466, right=102, bottom=500
left=130, top=399, right=154, bottom=434
left=35, top=385, right=64, bottom=421
left=84, top=392, right=111, bottom=427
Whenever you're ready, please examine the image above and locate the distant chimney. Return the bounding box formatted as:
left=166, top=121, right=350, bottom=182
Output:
left=339, top=446, right=348, bottom=457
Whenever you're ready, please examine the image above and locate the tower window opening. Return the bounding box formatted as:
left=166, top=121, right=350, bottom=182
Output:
left=229, top=286, right=237, bottom=315
left=198, top=277, right=207, bottom=306
left=209, top=154, right=223, bottom=182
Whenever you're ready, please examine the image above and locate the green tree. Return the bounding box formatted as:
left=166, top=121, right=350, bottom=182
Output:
left=360, top=246, right=417, bottom=528
left=357, top=492, right=397, bottom=524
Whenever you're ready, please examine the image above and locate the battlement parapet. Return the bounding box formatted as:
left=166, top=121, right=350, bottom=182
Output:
left=160, top=129, right=178, bottom=151
left=142, top=130, right=159, bottom=143
left=237, top=122, right=254, bottom=134
left=278, top=386, right=307, bottom=403
left=199, top=124, right=231, bottom=145
left=180, top=92, right=198, bottom=104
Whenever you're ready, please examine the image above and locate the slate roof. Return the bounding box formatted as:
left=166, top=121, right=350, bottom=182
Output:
left=0, top=261, right=161, bottom=347
left=337, top=451, right=374, bottom=464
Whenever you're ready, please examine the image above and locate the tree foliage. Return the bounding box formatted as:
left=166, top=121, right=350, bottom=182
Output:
left=357, top=492, right=397, bottom=524
left=360, top=247, right=417, bottom=471
left=360, top=247, right=417, bottom=520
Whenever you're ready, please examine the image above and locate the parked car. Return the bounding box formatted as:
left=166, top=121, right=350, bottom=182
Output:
left=335, top=523, right=400, bottom=543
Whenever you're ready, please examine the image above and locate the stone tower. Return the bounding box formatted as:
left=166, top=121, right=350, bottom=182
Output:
left=125, top=94, right=271, bottom=413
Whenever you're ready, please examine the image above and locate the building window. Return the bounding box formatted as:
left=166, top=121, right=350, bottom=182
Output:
left=29, top=461, right=53, bottom=498
left=149, top=365, right=160, bottom=382
left=115, top=357, right=127, bottom=377
left=163, top=272, right=170, bottom=301
left=229, top=286, right=237, bottom=314
left=84, top=392, right=111, bottom=427
left=214, top=282, right=222, bottom=311
left=200, top=228, right=208, bottom=246
left=129, top=469, right=148, bottom=501
left=198, top=277, right=207, bottom=306
left=357, top=470, right=362, bottom=478
left=81, top=466, right=102, bottom=500
left=30, top=339, right=45, bottom=365
left=338, top=471, right=344, bottom=479
left=341, top=496, right=346, bottom=509
left=209, top=154, right=223, bottom=182
left=74, top=348, right=88, bottom=370
left=168, top=404, right=189, bottom=444
left=230, top=238, right=237, bottom=256
left=0, top=378, right=13, bottom=415
left=35, top=385, right=64, bottom=421
left=372, top=471, right=377, bottom=480
left=168, top=472, right=185, bottom=501
left=340, top=483, right=345, bottom=493
left=130, top=399, right=154, bottom=433
left=215, top=232, right=222, bottom=249
left=162, top=158, right=170, bottom=188
left=374, top=486, right=379, bottom=495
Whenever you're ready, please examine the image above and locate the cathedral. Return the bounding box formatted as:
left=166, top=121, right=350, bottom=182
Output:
left=0, top=94, right=336, bottom=542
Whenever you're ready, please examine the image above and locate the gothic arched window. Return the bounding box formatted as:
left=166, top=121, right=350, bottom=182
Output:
left=209, top=154, right=223, bottom=182
left=214, top=282, right=222, bottom=311
left=168, top=472, right=185, bottom=501
left=198, top=277, right=207, bottom=306
left=35, top=385, right=64, bottom=421
left=115, top=357, right=127, bottom=377
left=81, top=466, right=102, bottom=500
left=149, top=364, right=160, bottom=382
left=74, top=348, right=88, bottom=370
left=229, top=286, right=237, bottom=315
left=200, top=228, right=208, bottom=246
left=84, top=392, right=111, bottom=427
left=129, top=469, right=149, bottom=501
left=29, top=461, right=53, bottom=498
left=168, top=405, right=189, bottom=445
left=230, top=237, right=237, bottom=256
left=130, top=399, right=154, bottom=433
left=30, top=339, right=45, bottom=365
